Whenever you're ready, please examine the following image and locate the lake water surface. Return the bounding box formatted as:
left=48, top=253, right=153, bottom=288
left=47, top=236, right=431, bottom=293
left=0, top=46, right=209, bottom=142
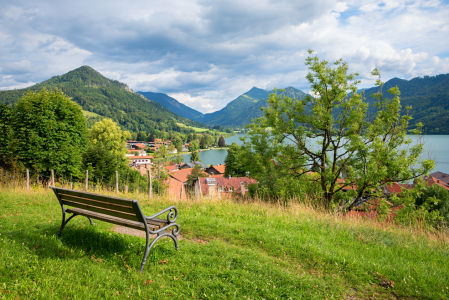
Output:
left=182, top=134, right=449, bottom=174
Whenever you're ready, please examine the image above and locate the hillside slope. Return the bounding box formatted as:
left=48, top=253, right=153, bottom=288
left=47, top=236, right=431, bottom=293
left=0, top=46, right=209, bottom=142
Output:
left=200, top=87, right=271, bottom=126
left=137, top=91, right=204, bottom=120
left=0, top=66, right=206, bottom=133
left=361, top=73, right=449, bottom=134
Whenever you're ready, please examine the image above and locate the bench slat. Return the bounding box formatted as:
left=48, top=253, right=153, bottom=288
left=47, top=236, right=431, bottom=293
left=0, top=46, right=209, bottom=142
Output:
left=66, top=208, right=168, bottom=231
left=65, top=208, right=157, bottom=231
left=54, top=187, right=135, bottom=206
left=63, top=199, right=140, bottom=222
left=59, top=194, right=136, bottom=214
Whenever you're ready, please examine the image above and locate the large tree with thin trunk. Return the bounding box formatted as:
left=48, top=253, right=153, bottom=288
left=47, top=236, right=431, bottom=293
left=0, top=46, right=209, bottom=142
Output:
left=244, top=50, right=434, bottom=209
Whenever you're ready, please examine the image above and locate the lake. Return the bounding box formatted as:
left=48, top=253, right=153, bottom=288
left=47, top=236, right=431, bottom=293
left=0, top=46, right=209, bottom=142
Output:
left=182, top=134, right=449, bottom=174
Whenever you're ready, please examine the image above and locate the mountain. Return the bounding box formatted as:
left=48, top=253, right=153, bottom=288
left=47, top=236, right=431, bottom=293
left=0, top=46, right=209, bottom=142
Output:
left=137, top=91, right=204, bottom=120
left=0, top=66, right=206, bottom=133
left=360, top=73, right=449, bottom=134
left=230, top=87, right=309, bottom=127
left=199, top=86, right=308, bottom=128
left=200, top=87, right=271, bottom=126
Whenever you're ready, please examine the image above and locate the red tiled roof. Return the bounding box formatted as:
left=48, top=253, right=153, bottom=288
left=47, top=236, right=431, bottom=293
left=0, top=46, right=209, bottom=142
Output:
left=427, top=176, right=449, bottom=191
left=385, top=182, right=402, bottom=194
left=198, top=177, right=257, bottom=196
left=134, top=143, right=146, bottom=149
left=165, top=165, right=178, bottom=172
left=211, top=164, right=226, bottom=174
left=168, top=168, right=207, bottom=183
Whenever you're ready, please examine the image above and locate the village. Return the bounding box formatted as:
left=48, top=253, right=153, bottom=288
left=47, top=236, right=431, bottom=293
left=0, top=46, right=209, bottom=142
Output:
left=125, top=138, right=257, bottom=201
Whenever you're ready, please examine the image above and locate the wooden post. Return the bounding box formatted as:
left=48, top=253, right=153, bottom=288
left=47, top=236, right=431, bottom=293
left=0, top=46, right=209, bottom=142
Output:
left=180, top=184, right=184, bottom=200
left=51, top=170, right=55, bottom=187
left=85, top=170, right=88, bottom=191
left=115, top=170, right=118, bottom=195
left=70, top=174, right=73, bottom=190
left=147, top=169, right=152, bottom=199
left=26, top=169, right=30, bottom=191
left=125, top=185, right=128, bottom=195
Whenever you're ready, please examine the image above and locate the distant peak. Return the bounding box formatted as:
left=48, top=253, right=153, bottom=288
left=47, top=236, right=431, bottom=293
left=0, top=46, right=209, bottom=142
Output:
left=248, top=86, right=266, bottom=92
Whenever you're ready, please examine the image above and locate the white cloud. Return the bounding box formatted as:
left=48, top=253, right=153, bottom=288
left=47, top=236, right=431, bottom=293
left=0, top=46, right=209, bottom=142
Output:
left=0, top=0, right=448, bottom=112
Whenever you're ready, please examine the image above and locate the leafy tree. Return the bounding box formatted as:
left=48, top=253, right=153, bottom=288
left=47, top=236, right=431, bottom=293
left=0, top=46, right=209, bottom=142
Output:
left=171, top=136, right=183, bottom=153
left=8, top=88, right=88, bottom=176
left=158, top=144, right=168, bottom=160
left=218, top=136, right=226, bottom=147
left=149, top=133, right=155, bottom=142
left=0, top=104, right=13, bottom=165
left=245, top=50, right=434, bottom=209
left=89, top=118, right=131, bottom=157
left=224, top=142, right=245, bottom=177
left=186, top=163, right=207, bottom=186
left=188, top=140, right=200, bottom=152
left=199, top=135, right=208, bottom=149
left=82, top=142, right=125, bottom=180
left=415, top=183, right=449, bottom=225
left=170, top=154, right=184, bottom=165
left=82, top=119, right=132, bottom=180
left=190, top=150, right=200, bottom=162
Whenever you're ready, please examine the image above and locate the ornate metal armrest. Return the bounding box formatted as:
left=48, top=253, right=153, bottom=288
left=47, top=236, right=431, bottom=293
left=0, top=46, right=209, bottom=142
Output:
left=145, top=206, right=178, bottom=223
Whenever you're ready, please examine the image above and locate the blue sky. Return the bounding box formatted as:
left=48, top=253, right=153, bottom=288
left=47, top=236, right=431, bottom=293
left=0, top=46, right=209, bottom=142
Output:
left=0, top=0, right=448, bottom=113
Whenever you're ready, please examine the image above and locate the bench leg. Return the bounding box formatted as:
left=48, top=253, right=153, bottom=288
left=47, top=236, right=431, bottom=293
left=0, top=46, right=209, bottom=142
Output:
left=58, top=212, right=78, bottom=237
left=88, top=217, right=94, bottom=226
left=140, top=225, right=180, bottom=273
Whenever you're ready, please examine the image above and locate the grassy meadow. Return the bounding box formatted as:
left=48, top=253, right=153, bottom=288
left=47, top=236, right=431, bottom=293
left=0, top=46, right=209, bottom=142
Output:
left=0, top=186, right=448, bottom=299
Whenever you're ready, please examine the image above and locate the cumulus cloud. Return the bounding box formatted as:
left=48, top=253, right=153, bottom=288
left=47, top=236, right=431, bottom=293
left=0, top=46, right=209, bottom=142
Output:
left=0, top=0, right=448, bottom=112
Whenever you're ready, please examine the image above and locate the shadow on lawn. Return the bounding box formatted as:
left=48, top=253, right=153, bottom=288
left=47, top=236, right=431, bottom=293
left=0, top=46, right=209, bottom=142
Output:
left=11, top=221, right=178, bottom=268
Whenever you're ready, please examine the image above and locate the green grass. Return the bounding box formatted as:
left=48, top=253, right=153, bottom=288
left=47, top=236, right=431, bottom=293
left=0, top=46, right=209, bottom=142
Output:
left=1, top=188, right=448, bottom=299
left=176, top=123, right=209, bottom=132
left=82, top=110, right=102, bottom=118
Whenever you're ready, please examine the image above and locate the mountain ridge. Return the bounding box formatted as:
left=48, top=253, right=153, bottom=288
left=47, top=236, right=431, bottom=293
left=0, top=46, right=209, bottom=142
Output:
left=0, top=66, right=206, bottom=133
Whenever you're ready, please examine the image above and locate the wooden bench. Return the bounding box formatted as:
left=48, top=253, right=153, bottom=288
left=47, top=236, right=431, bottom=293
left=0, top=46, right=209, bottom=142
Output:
left=50, top=186, right=179, bottom=272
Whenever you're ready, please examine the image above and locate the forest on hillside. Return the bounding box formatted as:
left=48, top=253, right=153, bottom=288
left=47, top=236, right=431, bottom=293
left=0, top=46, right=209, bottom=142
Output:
left=0, top=66, right=206, bottom=134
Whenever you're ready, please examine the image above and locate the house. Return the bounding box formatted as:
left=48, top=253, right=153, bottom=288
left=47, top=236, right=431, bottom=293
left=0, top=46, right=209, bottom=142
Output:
left=195, top=176, right=257, bottom=198
left=131, top=143, right=146, bottom=150
left=126, top=149, right=147, bottom=157
left=165, top=177, right=187, bottom=200
left=425, top=172, right=449, bottom=185
left=179, top=161, right=206, bottom=170
left=168, top=167, right=208, bottom=185
left=205, top=164, right=225, bottom=176
left=165, top=164, right=178, bottom=173
left=129, top=155, right=153, bottom=165
left=130, top=164, right=153, bottom=176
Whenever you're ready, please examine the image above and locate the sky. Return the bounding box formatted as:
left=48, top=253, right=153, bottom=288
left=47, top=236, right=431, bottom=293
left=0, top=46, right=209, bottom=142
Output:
left=1, top=0, right=448, bottom=113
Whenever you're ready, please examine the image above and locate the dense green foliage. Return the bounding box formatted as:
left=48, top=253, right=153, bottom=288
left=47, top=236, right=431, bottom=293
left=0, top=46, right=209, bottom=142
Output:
left=218, top=136, right=226, bottom=147
left=1, top=188, right=448, bottom=299
left=362, top=73, right=449, bottom=134
left=239, top=52, right=434, bottom=208
left=0, top=66, right=206, bottom=134
left=190, top=151, right=200, bottom=162
left=4, top=88, right=88, bottom=176
left=414, top=182, right=449, bottom=224
left=224, top=143, right=246, bottom=177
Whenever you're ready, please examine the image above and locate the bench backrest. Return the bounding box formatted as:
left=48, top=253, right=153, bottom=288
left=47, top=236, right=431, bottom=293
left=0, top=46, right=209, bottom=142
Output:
left=50, top=187, right=146, bottom=223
